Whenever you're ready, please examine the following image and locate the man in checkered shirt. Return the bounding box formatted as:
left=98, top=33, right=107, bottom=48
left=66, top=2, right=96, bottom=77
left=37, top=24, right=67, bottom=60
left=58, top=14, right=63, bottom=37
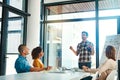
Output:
left=70, top=31, right=94, bottom=69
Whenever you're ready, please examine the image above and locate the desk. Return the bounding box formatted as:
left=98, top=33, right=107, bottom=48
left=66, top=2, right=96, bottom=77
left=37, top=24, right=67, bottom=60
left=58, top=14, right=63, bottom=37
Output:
left=0, top=70, right=90, bottom=80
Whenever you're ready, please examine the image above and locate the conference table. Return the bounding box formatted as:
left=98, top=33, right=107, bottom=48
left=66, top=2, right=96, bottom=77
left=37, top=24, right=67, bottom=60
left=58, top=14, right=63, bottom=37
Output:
left=0, top=69, right=91, bottom=80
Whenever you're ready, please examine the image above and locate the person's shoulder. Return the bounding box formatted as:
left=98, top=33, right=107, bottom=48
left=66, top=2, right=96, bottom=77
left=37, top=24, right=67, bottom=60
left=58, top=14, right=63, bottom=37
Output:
left=15, top=57, right=23, bottom=64
left=107, top=59, right=115, bottom=61
left=106, top=59, right=117, bottom=69
left=78, top=42, right=82, bottom=45
left=87, top=40, right=94, bottom=45
left=19, top=55, right=26, bottom=59
left=86, top=40, right=91, bottom=43
left=16, top=55, right=26, bottom=63
left=33, top=58, right=40, bottom=62
left=88, top=41, right=93, bottom=44
left=106, top=59, right=116, bottom=63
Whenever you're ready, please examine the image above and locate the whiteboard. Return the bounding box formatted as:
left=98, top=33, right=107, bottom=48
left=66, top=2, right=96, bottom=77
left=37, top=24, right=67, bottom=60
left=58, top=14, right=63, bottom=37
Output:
left=100, top=34, right=120, bottom=65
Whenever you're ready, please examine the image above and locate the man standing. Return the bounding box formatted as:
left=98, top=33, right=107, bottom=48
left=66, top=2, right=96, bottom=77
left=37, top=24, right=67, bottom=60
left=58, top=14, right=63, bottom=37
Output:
left=70, top=31, right=94, bottom=69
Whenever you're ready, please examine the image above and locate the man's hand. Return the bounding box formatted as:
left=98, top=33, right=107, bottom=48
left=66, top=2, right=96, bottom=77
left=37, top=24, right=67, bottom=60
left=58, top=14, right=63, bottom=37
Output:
left=82, top=66, right=90, bottom=72
left=69, top=46, right=78, bottom=56
left=69, top=46, right=73, bottom=50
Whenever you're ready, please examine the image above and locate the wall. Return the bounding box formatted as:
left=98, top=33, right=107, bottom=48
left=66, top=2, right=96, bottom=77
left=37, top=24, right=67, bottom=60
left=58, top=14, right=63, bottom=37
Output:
left=27, top=0, right=40, bottom=65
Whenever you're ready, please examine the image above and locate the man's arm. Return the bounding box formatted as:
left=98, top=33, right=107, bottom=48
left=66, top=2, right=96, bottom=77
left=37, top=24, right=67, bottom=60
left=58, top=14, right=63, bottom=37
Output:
left=69, top=46, right=78, bottom=56
left=30, top=66, right=52, bottom=72
left=30, top=67, right=45, bottom=72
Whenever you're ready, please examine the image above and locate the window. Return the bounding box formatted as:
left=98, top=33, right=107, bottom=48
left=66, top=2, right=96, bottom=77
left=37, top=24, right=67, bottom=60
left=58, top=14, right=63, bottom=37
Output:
left=0, top=0, right=28, bottom=75
left=8, top=0, right=23, bottom=10
left=6, top=16, right=24, bottom=75
left=44, top=1, right=120, bottom=69
left=46, top=21, right=96, bottom=68
left=99, top=19, right=117, bottom=60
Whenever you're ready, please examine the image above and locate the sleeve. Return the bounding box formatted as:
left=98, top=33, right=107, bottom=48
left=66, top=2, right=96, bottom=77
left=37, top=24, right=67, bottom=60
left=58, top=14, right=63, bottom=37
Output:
left=89, top=42, right=94, bottom=55
left=77, top=43, right=81, bottom=55
left=33, top=60, right=41, bottom=67
left=17, top=60, right=31, bottom=73
left=33, top=59, right=44, bottom=68
left=23, top=60, right=31, bottom=72
left=98, top=59, right=113, bottom=74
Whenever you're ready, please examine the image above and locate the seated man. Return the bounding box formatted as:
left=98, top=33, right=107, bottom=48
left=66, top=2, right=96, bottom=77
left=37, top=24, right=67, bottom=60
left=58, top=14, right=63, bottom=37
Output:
left=15, top=44, right=51, bottom=73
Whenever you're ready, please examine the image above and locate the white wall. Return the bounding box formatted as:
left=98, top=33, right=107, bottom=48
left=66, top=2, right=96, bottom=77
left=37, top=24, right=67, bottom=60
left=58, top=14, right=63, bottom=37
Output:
left=26, top=0, right=40, bottom=65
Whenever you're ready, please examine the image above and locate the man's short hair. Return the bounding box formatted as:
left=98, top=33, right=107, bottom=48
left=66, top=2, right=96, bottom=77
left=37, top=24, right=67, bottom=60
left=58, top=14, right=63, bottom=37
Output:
left=18, top=44, right=26, bottom=53
left=82, top=31, right=88, bottom=36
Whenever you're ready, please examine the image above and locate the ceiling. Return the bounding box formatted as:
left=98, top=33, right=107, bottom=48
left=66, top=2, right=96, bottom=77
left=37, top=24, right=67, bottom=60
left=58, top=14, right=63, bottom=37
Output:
left=46, top=0, right=120, bottom=15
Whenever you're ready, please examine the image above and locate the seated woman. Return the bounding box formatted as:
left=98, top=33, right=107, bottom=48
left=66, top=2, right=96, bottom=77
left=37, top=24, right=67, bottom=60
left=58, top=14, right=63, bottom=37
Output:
left=31, top=46, right=52, bottom=71
left=82, top=45, right=117, bottom=80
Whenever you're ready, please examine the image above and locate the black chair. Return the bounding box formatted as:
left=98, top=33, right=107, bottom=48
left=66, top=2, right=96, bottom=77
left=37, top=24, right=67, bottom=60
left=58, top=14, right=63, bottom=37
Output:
left=80, top=76, right=93, bottom=80
left=118, top=60, right=120, bottom=80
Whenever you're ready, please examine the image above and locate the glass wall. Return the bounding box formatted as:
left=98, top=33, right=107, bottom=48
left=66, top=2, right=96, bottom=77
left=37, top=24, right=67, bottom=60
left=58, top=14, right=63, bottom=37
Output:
left=44, top=0, right=120, bottom=69
left=98, top=0, right=119, bottom=61
left=99, top=19, right=117, bottom=60
left=44, top=1, right=96, bottom=69
left=0, top=0, right=28, bottom=75
left=46, top=21, right=96, bottom=68
left=46, top=19, right=117, bottom=69
left=8, top=0, right=23, bottom=10
left=46, top=2, right=95, bottom=20
left=7, top=19, right=23, bottom=53
left=6, top=13, right=24, bottom=75
left=47, top=10, right=95, bottom=21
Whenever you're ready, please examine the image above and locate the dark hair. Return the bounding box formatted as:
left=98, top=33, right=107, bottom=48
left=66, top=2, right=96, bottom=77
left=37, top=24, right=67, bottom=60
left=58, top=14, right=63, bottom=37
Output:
left=18, top=44, right=26, bottom=53
left=82, top=31, right=88, bottom=36
left=31, top=47, right=42, bottom=59
left=105, top=45, right=116, bottom=61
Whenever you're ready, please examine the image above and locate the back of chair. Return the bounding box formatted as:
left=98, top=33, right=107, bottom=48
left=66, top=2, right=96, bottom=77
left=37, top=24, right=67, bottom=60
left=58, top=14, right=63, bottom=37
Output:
left=92, top=71, right=99, bottom=80
left=106, top=70, right=117, bottom=80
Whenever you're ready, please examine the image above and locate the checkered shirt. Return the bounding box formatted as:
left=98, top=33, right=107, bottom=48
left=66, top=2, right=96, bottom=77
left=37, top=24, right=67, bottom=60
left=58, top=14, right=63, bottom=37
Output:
left=77, top=40, right=94, bottom=62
